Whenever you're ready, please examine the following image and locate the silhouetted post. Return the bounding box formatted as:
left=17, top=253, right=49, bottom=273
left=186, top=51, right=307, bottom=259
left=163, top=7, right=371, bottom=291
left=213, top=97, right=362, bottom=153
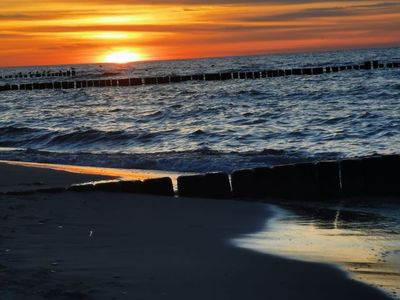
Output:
left=364, top=61, right=372, bottom=69
left=316, top=161, right=341, bottom=198
left=221, top=72, right=232, bottom=80
left=313, top=67, right=323, bottom=75
left=170, top=76, right=182, bottom=83
left=340, top=159, right=365, bottom=196
left=289, top=163, right=318, bottom=199
left=192, top=74, right=204, bottom=80
left=284, top=69, right=292, bottom=76
left=157, top=76, right=170, bottom=84
left=231, top=169, right=258, bottom=198
left=269, top=165, right=296, bottom=198
left=142, top=177, right=174, bottom=196
left=130, top=78, right=142, bottom=85
left=292, top=68, right=302, bottom=75
left=119, top=78, right=129, bottom=86
left=144, top=77, right=157, bottom=84
left=246, top=72, right=254, bottom=79
left=178, top=173, right=231, bottom=198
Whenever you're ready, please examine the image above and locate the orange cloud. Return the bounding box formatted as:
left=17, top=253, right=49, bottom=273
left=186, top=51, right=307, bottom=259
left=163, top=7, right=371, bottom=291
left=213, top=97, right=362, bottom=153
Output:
left=0, top=0, right=399, bottom=66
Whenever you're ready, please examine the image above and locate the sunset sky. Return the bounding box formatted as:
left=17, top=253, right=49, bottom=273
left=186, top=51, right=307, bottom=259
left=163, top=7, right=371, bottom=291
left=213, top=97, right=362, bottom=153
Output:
left=0, top=0, right=399, bottom=66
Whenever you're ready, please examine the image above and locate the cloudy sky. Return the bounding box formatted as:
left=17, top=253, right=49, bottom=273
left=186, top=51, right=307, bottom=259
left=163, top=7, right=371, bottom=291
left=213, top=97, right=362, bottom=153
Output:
left=0, top=0, right=399, bottom=66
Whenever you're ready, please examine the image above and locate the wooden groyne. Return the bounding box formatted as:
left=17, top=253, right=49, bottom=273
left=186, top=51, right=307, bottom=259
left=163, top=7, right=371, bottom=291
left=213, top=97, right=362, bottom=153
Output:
left=93, top=154, right=400, bottom=200
left=0, top=68, right=76, bottom=80
left=1, top=60, right=399, bottom=92
left=3, top=154, right=398, bottom=202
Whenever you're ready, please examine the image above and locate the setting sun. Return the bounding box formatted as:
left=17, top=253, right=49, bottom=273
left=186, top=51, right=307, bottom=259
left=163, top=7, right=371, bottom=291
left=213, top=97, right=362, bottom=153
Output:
left=103, top=50, right=141, bottom=64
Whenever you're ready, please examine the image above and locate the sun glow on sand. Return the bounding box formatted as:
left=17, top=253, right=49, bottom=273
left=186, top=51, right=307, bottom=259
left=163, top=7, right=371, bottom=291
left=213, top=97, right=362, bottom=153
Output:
left=103, top=50, right=142, bottom=64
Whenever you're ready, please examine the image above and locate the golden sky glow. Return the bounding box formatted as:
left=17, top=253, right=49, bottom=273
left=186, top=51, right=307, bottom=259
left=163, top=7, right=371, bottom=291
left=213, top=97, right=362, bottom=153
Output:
left=103, top=50, right=142, bottom=63
left=0, top=0, right=399, bottom=66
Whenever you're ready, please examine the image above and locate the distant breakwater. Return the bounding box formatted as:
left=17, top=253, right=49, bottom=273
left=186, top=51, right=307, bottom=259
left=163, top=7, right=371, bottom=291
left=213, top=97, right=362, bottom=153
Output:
left=1, top=60, right=399, bottom=92
left=0, top=67, right=77, bottom=80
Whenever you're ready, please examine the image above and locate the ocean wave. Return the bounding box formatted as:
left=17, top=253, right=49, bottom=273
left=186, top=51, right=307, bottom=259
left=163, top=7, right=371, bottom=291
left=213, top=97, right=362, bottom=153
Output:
left=46, top=129, right=133, bottom=146
left=0, top=147, right=344, bottom=173
left=0, top=126, right=37, bottom=135
left=0, top=126, right=178, bottom=149
left=1, top=47, right=400, bottom=173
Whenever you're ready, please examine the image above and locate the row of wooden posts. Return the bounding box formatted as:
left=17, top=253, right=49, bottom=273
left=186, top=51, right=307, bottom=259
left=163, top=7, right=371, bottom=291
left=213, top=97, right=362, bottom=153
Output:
left=60, top=154, right=399, bottom=201
left=179, top=154, right=399, bottom=200
left=4, top=154, right=398, bottom=200
left=0, top=68, right=76, bottom=80
left=1, top=60, right=399, bottom=92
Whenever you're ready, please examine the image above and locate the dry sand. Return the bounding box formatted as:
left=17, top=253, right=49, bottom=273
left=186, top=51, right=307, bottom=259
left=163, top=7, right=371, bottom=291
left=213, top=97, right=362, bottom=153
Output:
left=0, top=162, right=392, bottom=299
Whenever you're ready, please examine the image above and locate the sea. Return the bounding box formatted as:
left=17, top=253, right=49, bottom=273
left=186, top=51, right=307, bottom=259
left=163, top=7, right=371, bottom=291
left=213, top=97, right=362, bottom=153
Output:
left=1, top=47, right=400, bottom=298
left=0, top=47, right=399, bottom=172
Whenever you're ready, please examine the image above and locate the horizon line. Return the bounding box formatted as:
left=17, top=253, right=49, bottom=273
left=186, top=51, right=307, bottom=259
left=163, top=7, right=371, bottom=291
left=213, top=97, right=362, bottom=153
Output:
left=1, top=43, right=399, bottom=69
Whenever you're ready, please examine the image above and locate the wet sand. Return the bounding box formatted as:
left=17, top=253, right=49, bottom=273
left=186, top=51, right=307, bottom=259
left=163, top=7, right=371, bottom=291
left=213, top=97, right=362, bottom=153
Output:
left=235, top=201, right=400, bottom=299
left=0, top=161, right=393, bottom=299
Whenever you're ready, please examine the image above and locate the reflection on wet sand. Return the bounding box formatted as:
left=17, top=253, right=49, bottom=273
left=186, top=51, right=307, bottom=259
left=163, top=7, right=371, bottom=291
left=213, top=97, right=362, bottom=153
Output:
left=233, top=199, right=400, bottom=299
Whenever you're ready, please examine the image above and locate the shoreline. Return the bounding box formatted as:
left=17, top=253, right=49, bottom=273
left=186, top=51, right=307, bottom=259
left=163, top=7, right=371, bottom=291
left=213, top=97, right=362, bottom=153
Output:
left=234, top=202, right=400, bottom=299
left=0, top=161, right=394, bottom=299
left=0, top=160, right=189, bottom=192
left=0, top=159, right=186, bottom=181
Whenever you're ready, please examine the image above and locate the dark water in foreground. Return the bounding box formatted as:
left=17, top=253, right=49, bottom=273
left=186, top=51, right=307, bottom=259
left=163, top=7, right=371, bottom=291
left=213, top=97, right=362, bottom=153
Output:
left=0, top=47, right=399, bottom=172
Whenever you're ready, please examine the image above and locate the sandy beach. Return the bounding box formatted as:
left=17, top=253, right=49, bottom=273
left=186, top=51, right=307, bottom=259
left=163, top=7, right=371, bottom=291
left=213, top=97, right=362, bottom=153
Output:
left=0, top=161, right=393, bottom=299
